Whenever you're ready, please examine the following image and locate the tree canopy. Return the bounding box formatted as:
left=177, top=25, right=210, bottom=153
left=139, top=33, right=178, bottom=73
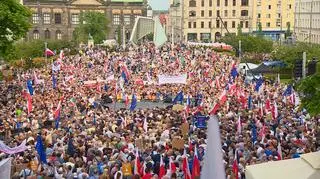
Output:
left=0, top=0, right=32, bottom=58
left=73, top=11, right=110, bottom=44
left=297, top=74, right=320, bottom=116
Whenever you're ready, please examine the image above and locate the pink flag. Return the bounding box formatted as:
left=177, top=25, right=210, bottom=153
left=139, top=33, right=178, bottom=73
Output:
left=237, top=116, right=242, bottom=134
left=45, top=48, right=55, bottom=56
left=272, top=101, right=278, bottom=120
left=59, top=50, right=64, bottom=59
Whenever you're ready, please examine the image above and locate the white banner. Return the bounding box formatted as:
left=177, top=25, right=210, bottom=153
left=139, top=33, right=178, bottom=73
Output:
left=0, top=158, right=12, bottom=179
left=158, top=74, right=187, bottom=85
left=0, top=140, right=27, bottom=155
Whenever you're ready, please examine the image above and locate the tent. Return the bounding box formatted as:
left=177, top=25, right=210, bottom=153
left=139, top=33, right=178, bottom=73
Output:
left=248, top=61, right=287, bottom=74
left=245, top=152, right=320, bottom=179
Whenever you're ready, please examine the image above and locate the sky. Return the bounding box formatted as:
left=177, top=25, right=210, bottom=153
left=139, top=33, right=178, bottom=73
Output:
left=149, top=0, right=169, bottom=11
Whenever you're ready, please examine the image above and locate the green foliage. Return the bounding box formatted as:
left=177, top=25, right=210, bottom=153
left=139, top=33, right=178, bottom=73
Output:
left=237, top=24, right=242, bottom=36
left=146, top=33, right=154, bottom=41
left=5, top=40, right=75, bottom=61
left=297, top=74, right=320, bottom=116
left=257, top=22, right=263, bottom=37
left=271, top=43, right=320, bottom=68
left=285, top=23, right=292, bottom=39
left=73, top=11, right=110, bottom=44
left=220, top=34, right=273, bottom=54
left=0, top=0, right=32, bottom=58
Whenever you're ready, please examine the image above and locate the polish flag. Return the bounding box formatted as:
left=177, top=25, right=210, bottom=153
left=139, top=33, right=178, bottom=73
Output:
left=259, top=102, right=264, bottom=117
left=218, top=90, right=227, bottom=105
left=259, top=125, right=266, bottom=142
left=209, top=102, right=220, bottom=115
left=182, top=149, right=191, bottom=179
left=188, top=137, right=193, bottom=152
left=277, top=142, right=282, bottom=160
left=169, top=157, right=177, bottom=175
left=215, top=76, right=221, bottom=89
left=232, top=150, right=239, bottom=179
left=134, top=149, right=142, bottom=175
left=159, top=155, right=166, bottom=179
left=33, top=71, right=39, bottom=85
left=265, top=98, right=271, bottom=113
left=54, top=100, right=62, bottom=119
left=59, top=50, right=64, bottom=59
left=272, top=101, right=278, bottom=120
left=290, top=92, right=296, bottom=105
left=192, top=145, right=200, bottom=179
left=45, top=48, right=55, bottom=56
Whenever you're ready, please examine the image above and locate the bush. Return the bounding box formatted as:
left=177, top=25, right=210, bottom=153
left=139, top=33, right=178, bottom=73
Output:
left=4, top=40, right=76, bottom=61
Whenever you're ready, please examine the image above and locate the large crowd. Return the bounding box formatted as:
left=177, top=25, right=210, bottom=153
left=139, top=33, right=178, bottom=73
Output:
left=0, top=43, right=319, bottom=179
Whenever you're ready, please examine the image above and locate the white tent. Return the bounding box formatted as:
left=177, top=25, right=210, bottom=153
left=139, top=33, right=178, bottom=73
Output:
left=245, top=152, right=320, bottom=179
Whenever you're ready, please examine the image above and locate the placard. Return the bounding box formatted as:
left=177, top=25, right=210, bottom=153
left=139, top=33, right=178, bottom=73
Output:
left=172, top=138, right=184, bottom=149
left=195, top=116, right=208, bottom=129
left=181, top=122, right=189, bottom=137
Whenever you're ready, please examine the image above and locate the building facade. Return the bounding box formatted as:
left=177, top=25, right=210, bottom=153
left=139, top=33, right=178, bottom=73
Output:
left=168, top=0, right=184, bottom=43
left=294, top=0, right=320, bottom=44
left=251, top=0, right=295, bottom=41
left=180, top=0, right=253, bottom=42
left=23, top=0, right=147, bottom=42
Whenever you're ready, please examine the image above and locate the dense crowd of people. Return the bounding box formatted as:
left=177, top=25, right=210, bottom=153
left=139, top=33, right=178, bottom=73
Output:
left=0, top=42, right=319, bottom=179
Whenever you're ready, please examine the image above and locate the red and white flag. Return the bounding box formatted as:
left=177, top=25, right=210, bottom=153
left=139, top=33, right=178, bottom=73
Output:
left=215, top=76, right=221, bottom=89
left=219, top=90, right=227, bottom=105
left=134, top=149, right=142, bottom=175
left=159, top=155, right=166, bottom=179
left=45, top=48, right=55, bottom=56
left=232, top=150, right=239, bottom=179
left=271, top=101, right=278, bottom=120
left=277, top=142, right=282, bottom=160
left=143, top=117, right=148, bottom=133
left=192, top=145, right=200, bottom=179
left=265, top=98, right=271, bottom=113
left=169, top=157, right=177, bottom=175
left=209, top=102, right=220, bottom=115
left=59, top=50, right=64, bottom=60
left=259, top=102, right=264, bottom=117
left=182, top=149, right=191, bottom=179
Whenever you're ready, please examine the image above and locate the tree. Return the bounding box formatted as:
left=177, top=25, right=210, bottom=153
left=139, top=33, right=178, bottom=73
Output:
left=73, top=11, right=109, bottom=44
left=237, top=24, right=242, bottom=36
left=0, top=0, right=32, bottom=59
left=257, top=22, right=263, bottom=37
left=297, top=74, right=320, bottom=116
left=285, top=23, right=292, bottom=39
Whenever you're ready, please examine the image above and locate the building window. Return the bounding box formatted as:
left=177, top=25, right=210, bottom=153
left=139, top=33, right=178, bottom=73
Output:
left=233, top=0, right=236, bottom=6
left=189, top=11, right=196, bottom=17
left=209, top=10, right=212, bottom=17
left=56, top=30, right=62, bottom=40
left=201, top=21, right=204, bottom=28
left=33, top=30, right=39, bottom=39
left=224, top=10, right=228, bottom=17
left=193, top=22, right=196, bottom=28
left=241, top=0, right=249, bottom=6
left=217, top=10, right=220, bottom=17
left=240, top=21, right=243, bottom=28
left=201, top=0, right=204, bottom=7
left=258, top=13, right=261, bottom=18
left=225, top=0, right=228, bottom=6
left=201, top=10, right=204, bottom=17
left=113, top=14, right=120, bottom=25
left=188, top=22, right=192, bottom=28
left=266, top=22, right=270, bottom=27
left=209, top=21, right=212, bottom=28
left=124, top=15, right=131, bottom=25
left=232, top=10, right=236, bottom=17
left=209, top=0, right=212, bottom=7
left=217, top=0, right=220, bottom=7
left=44, top=29, right=50, bottom=39
left=32, top=13, right=39, bottom=24
left=241, top=10, right=248, bottom=16
left=268, top=5, right=271, bottom=9
left=245, top=21, right=249, bottom=28
left=43, top=13, right=51, bottom=24
left=189, top=0, right=196, bottom=7
left=266, top=14, right=271, bottom=18
left=224, top=21, right=227, bottom=28
left=289, top=4, right=292, bottom=9
left=216, top=20, right=220, bottom=28
left=232, top=21, right=236, bottom=28
left=54, top=13, right=61, bottom=24
left=71, top=14, right=79, bottom=25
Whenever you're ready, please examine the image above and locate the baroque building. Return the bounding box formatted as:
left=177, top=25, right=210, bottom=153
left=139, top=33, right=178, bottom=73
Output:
left=23, top=0, right=148, bottom=42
